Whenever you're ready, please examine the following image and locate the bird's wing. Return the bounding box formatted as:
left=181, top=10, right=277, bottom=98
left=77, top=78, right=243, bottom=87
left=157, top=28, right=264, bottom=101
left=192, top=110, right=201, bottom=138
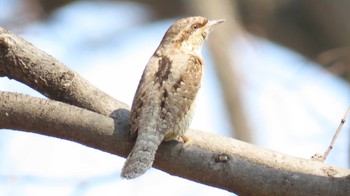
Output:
left=130, top=54, right=204, bottom=137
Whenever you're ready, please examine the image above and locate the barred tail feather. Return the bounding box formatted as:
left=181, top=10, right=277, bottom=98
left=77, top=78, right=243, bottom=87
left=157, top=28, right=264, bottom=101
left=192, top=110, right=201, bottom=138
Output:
left=121, top=131, right=165, bottom=179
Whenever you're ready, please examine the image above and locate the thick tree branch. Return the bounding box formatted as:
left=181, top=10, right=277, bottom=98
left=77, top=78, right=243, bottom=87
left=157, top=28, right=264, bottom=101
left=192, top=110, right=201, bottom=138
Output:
left=1, top=92, right=350, bottom=195
left=0, top=26, right=128, bottom=116
left=0, top=91, right=131, bottom=157
left=1, top=26, right=350, bottom=195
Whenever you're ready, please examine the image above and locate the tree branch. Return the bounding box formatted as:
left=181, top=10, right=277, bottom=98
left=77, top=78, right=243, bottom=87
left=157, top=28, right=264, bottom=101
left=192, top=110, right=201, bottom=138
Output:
left=1, top=26, right=350, bottom=195
left=1, top=92, right=349, bottom=195
left=0, top=26, right=128, bottom=116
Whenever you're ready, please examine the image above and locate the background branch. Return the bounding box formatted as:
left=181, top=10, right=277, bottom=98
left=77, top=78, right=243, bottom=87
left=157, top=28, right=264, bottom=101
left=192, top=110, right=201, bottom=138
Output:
left=184, top=0, right=253, bottom=142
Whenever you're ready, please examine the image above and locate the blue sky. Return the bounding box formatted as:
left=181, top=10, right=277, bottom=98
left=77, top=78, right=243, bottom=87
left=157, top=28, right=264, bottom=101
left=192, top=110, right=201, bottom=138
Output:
left=0, top=1, right=349, bottom=196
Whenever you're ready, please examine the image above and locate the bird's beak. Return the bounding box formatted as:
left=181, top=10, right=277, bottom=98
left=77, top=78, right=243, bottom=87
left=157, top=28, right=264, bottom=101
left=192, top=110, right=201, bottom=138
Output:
left=205, top=19, right=225, bottom=32
left=208, top=19, right=225, bottom=27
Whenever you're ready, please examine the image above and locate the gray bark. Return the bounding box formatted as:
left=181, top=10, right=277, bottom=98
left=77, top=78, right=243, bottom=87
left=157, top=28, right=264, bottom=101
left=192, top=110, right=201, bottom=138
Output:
left=1, top=26, right=350, bottom=195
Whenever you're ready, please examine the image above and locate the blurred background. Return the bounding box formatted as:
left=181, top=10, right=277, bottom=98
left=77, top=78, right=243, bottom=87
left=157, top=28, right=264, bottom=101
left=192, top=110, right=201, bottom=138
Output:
left=0, top=0, right=350, bottom=195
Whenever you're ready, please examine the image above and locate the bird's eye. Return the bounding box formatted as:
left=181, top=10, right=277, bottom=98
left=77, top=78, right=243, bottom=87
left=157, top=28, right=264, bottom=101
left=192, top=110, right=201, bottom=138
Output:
left=191, top=24, right=198, bottom=30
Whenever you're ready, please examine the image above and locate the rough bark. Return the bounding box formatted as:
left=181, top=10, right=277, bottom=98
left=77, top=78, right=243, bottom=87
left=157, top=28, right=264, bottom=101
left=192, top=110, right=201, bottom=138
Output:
left=0, top=27, right=129, bottom=116
left=1, top=25, right=350, bottom=195
left=1, top=92, right=350, bottom=195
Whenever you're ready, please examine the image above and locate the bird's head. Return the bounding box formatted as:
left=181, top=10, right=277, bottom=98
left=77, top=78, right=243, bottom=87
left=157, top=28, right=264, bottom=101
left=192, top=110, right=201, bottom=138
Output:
left=159, top=16, right=225, bottom=56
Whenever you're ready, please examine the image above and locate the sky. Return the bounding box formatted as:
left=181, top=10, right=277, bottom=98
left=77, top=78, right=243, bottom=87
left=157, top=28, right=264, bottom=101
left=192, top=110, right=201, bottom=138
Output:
left=0, top=1, right=349, bottom=196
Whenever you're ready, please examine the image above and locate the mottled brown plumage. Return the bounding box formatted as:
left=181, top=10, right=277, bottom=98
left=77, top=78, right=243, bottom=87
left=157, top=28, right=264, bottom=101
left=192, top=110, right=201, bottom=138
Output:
left=121, top=16, right=224, bottom=179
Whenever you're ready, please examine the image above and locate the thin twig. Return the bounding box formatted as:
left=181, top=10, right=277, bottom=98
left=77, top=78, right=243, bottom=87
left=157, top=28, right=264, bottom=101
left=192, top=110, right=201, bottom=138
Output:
left=312, top=105, right=350, bottom=161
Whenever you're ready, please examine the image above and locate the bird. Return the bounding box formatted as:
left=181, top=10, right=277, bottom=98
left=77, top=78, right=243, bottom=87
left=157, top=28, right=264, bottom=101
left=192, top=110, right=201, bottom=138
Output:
left=121, top=16, right=224, bottom=179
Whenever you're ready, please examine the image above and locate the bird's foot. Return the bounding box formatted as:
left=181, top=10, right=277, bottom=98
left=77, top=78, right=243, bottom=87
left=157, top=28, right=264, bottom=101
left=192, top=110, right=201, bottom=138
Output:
left=179, top=135, right=191, bottom=152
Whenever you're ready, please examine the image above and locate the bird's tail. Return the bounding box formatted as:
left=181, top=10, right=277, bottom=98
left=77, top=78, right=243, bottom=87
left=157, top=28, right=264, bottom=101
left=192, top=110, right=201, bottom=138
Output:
left=121, top=130, right=165, bottom=179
